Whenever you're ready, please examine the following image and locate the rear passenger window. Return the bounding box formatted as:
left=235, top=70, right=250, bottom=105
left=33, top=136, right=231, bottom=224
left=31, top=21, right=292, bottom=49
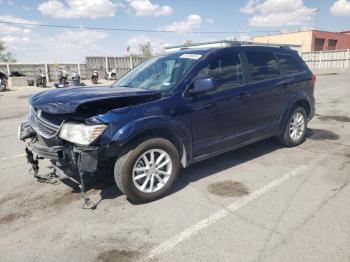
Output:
left=246, top=52, right=280, bottom=82
left=196, top=53, right=243, bottom=92
left=276, top=54, right=305, bottom=74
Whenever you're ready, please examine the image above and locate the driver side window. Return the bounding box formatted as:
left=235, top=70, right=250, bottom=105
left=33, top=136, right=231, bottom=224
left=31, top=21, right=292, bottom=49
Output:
left=196, top=53, right=244, bottom=92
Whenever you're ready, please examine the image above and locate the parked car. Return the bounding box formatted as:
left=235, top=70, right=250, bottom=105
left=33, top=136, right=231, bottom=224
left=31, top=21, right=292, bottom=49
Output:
left=19, top=43, right=315, bottom=205
left=0, top=71, right=8, bottom=92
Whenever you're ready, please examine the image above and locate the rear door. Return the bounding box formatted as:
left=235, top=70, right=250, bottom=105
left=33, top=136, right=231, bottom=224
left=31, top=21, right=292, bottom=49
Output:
left=241, top=50, right=288, bottom=136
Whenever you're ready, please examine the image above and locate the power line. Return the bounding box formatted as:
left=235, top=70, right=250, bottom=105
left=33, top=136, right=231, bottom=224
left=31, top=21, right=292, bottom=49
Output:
left=0, top=20, right=279, bottom=35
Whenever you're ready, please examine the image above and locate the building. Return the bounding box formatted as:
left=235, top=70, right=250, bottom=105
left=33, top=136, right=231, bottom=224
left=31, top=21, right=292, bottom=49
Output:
left=253, top=30, right=350, bottom=52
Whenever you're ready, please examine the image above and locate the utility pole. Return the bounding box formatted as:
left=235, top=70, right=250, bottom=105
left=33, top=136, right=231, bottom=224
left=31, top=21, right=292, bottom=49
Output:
left=314, top=8, right=320, bottom=29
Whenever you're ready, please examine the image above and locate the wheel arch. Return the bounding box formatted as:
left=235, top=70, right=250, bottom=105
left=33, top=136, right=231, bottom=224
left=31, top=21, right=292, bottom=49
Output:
left=112, top=117, right=192, bottom=168
left=279, top=92, right=313, bottom=131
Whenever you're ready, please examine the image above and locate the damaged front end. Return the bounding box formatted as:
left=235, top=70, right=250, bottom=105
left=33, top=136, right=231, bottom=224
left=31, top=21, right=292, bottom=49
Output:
left=19, top=86, right=162, bottom=208
left=19, top=118, right=102, bottom=209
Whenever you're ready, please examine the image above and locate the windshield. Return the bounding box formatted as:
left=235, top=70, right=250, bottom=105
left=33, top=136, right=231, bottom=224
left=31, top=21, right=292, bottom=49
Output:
left=112, top=53, right=202, bottom=92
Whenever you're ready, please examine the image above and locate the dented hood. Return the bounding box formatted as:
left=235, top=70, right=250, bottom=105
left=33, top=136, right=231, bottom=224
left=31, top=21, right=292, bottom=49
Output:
left=30, top=86, right=161, bottom=114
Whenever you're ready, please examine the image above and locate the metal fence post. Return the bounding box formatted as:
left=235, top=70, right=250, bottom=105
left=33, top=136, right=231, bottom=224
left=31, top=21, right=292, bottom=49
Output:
left=77, top=63, right=81, bottom=76
left=44, top=63, right=49, bottom=82
left=346, top=49, right=350, bottom=70
left=319, top=51, right=322, bottom=69
left=6, top=64, right=10, bottom=76
left=129, top=56, right=133, bottom=69
left=105, top=57, right=108, bottom=73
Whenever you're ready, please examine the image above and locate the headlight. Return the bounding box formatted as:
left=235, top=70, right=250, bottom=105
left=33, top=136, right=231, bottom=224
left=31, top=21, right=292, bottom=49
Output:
left=59, top=123, right=107, bottom=145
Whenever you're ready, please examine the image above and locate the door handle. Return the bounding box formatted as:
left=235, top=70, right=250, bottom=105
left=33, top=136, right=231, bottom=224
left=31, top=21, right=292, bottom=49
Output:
left=236, top=92, right=250, bottom=100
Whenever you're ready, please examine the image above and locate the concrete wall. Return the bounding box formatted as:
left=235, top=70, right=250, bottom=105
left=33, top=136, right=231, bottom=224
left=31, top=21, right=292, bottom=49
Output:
left=86, top=56, right=147, bottom=79
left=0, top=63, right=87, bottom=81
left=301, top=49, right=350, bottom=70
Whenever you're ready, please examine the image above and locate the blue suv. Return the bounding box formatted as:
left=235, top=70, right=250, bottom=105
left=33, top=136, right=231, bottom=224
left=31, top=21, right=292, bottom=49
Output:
left=19, top=43, right=315, bottom=204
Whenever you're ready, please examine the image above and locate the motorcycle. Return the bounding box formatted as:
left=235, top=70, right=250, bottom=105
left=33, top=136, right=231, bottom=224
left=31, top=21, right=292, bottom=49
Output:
left=0, top=71, right=8, bottom=92
left=35, top=69, right=47, bottom=88
left=56, top=67, right=69, bottom=88
left=71, top=71, right=80, bottom=86
left=104, top=68, right=117, bottom=80
left=91, top=70, right=99, bottom=84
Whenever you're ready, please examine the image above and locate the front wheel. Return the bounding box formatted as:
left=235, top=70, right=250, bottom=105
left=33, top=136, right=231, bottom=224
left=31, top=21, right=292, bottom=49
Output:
left=278, top=107, right=307, bottom=147
left=114, top=137, right=180, bottom=203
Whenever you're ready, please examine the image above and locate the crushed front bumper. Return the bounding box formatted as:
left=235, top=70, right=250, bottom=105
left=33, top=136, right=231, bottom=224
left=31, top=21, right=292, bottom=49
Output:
left=19, top=122, right=100, bottom=173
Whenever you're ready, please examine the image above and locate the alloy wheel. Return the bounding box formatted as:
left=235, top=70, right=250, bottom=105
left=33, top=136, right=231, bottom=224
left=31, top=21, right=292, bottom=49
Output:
left=132, top=149, right=172, bottom=193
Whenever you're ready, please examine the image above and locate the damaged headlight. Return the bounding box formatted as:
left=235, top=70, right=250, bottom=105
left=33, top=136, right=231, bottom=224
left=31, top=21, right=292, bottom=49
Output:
left=59, top=123, right=107, bottom=145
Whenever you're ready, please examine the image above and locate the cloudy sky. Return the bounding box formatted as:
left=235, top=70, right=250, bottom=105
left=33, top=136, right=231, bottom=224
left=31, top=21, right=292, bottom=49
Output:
left=1, top=0, right=350, bottom=62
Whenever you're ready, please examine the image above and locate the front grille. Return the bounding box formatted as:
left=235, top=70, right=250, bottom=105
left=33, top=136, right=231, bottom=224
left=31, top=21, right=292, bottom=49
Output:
left=29, top=107, right=61, bottom=139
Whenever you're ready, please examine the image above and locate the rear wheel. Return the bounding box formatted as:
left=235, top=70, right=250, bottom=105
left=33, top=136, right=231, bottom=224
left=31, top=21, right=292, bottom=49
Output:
left=278, top=107, right=307, bottom=147
left=114, top=137, right=180, bottom=202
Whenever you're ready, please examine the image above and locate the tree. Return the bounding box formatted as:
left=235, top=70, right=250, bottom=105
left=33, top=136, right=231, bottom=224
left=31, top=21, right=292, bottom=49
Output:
left=139, top=42, right=153, bottom=58
left=184, top=40, right=193, bottom=46
left=0, top=40, right=16, bottom=63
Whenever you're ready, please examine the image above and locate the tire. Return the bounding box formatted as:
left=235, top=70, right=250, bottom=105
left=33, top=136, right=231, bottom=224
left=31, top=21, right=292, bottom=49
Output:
left=0, top=85, right=5, bottom=92
left=278, top=106, right=307, bottom=147
left=114, top=137, right=180, bottom=203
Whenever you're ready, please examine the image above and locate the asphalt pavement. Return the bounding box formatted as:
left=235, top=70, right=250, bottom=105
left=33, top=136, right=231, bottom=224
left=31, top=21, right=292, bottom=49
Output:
left=0, top=74, right=349, bottom=262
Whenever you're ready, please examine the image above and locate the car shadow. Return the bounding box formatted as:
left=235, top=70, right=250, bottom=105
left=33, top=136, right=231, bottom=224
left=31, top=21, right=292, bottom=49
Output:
left=169, top=138, right=283, bottom=197
left=59, top=127, right=339, bottom=208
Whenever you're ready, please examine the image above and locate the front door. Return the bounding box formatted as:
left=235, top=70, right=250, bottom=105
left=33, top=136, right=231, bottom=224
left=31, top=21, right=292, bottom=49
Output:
left=187, top=52, right=249, bottom=157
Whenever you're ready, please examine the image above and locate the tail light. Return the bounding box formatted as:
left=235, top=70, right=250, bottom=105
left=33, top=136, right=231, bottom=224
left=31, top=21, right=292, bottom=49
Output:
left=311, top=74, right=316, bottom=84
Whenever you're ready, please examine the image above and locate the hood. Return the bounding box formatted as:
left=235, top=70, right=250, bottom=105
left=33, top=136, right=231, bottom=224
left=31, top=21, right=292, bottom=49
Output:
left=30, top=86, right=162, bottom=114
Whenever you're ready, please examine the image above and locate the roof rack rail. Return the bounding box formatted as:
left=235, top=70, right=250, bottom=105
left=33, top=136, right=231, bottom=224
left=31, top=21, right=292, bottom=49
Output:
left=227, top=40, right=292, bottom=49
left=164, top=40, right=302, bottom=53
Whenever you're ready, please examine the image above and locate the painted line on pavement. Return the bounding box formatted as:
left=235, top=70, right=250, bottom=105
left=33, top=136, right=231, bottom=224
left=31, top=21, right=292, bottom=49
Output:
left=0, top=153, right=25, bottom=161
left=316, top=84, right=349, bottom=94
left=145, top=153, right=326, bottom=261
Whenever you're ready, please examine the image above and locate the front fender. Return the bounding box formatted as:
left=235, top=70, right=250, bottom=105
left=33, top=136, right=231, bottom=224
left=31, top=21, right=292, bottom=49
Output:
left=111, top=116, right=193, bottom=164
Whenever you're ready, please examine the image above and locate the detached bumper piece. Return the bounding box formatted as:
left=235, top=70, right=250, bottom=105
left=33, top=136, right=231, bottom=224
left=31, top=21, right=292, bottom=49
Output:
left=31, top=142, right=64, bottom=161
left=19, top=121, right=100, bottom=209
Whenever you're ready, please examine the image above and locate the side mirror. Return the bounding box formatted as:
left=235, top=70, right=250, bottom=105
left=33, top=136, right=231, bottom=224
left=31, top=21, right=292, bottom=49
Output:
left=189, top=78, right=217, bottom=95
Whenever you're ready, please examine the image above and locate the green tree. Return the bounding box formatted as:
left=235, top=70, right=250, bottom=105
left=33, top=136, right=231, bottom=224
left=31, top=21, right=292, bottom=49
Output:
left=139, top=42, right=153, bottom=58
left=0, top=40, right=16, bottom=63
left=184, top=40, right=193, bottom=46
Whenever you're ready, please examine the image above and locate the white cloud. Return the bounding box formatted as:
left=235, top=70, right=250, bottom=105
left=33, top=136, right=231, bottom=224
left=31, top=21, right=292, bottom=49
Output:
left=0, top=15, right=39, bottom=26
left=128, top=0, right=172, bottom=16
left=241, top=0, right=317, bottom=27
left=0, top=15, right=38, bottom=36
left=42, top=30, right=110, bottom=61
left=38, top=0, right=118, bottom=19
left=163, top=14, right=202, bottom=33
left=0, top=14, right=111, bottom=61
left=227, top=34, right=253, bottom=42
left=331, top=0, right=350, bottom=16
left=127, top=35, right=168, bottom=55
left=240, top=0, right=260, bottom=14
